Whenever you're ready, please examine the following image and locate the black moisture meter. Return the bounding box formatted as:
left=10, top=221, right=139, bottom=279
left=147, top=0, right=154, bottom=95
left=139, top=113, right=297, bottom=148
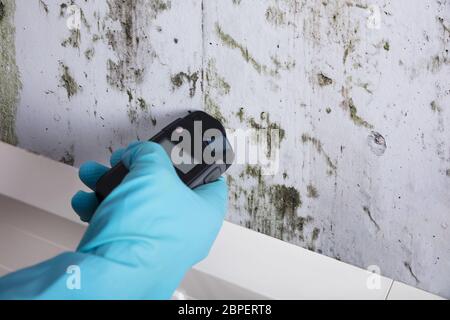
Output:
left=95, top=111, right=234, bottom=202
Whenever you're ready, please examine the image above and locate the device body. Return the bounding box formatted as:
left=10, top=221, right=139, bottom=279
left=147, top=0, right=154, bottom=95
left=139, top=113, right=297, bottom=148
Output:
left=95, top=111, right=234, bottom=202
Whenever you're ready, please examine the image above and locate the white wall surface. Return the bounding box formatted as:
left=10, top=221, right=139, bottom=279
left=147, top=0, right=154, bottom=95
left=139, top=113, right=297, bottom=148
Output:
left=0, top=0, right=449, bottom=297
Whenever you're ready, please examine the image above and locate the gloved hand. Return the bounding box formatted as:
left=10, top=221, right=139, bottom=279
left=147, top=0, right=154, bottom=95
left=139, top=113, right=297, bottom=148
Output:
left=0, top=141, right=228, bottom=299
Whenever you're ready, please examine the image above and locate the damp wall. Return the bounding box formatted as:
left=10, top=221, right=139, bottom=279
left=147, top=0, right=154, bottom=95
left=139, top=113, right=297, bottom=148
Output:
left=1, top=0, right=449, bottom=297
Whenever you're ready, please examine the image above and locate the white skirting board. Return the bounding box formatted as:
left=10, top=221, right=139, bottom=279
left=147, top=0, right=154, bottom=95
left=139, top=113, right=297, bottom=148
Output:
left=0, top=142, right=444, bottom=300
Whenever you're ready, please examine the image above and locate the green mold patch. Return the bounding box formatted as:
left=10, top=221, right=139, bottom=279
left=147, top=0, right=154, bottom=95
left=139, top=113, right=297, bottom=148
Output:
left=171, top=71, right=199, bottom=98
left=271, top=184, right=302, bottom=218
left=229, top=164, right=316, bottom=243
left=0, top=0, right=21, bottom=145
left=206, top=59, right=231, bottom=96
left=215, top=23, right=291, bottom=77
left=265, top=6, right=286, bottom=26
left=301, top=134, right=337, bottom=175
left=270, top=55, right=296, bottom=72
left=60, top=63, right=79, bottom=99
left=247, top=112, right=286, bottom=158
left=204, top=59, right=232, bottom=124
left=104, top=0, right=167, bottom=125
left=205, top=95, right=226, bottom=124
left=348, top=99, right=373, bottom=129
left=431, top=101, right=442, bottom=113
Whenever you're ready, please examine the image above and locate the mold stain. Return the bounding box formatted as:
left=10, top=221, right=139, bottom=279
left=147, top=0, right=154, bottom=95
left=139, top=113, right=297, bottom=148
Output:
left=0, top=0, right=21, bottom=145
left=38, top=0, right=49, bottom=14
left=0, top=2, right=4, bottom=21
left=204, top=95, right=226, bottom=124
left=247, top=112, right=286, bottom=158
left=317, top=73, right=333, bottom=86
left=363, top=206, right=380, bottom=231
left=104, top=0, right=169, bottom=124
left=206, top=59, right=231, bottom=96
left=59, top=145, right=75, bottom=166
left=236, top=107, right=245, bottom=122
left=59, top=63, right=79, bottom=99
left=61, top=29, right=81, bottom=48
left=367, top=131, right=387, bottom=156
left=171, top=71, right=199, bottom=98
left=301, top=134, right=337, bottom=175
left=204, top=59, right=231, bottom=124
left=342, top=94, right=374, bottom=129
left=404, top=261, right=419, bottom=284
left=308, top=227, right=321, bottom=251
left=234, top=167, right=313, bottom=242
left=307, top=184, right=319, bottom=198
left=84, top=48, right=95, bottom=61
left=215, top=23, right=293, bottom=77
left=265, top=6, right=286, bottom=27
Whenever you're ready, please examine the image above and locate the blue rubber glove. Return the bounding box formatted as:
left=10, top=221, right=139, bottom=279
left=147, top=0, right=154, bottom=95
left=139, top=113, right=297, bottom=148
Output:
left=0, top=141, right=228, bottom=299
